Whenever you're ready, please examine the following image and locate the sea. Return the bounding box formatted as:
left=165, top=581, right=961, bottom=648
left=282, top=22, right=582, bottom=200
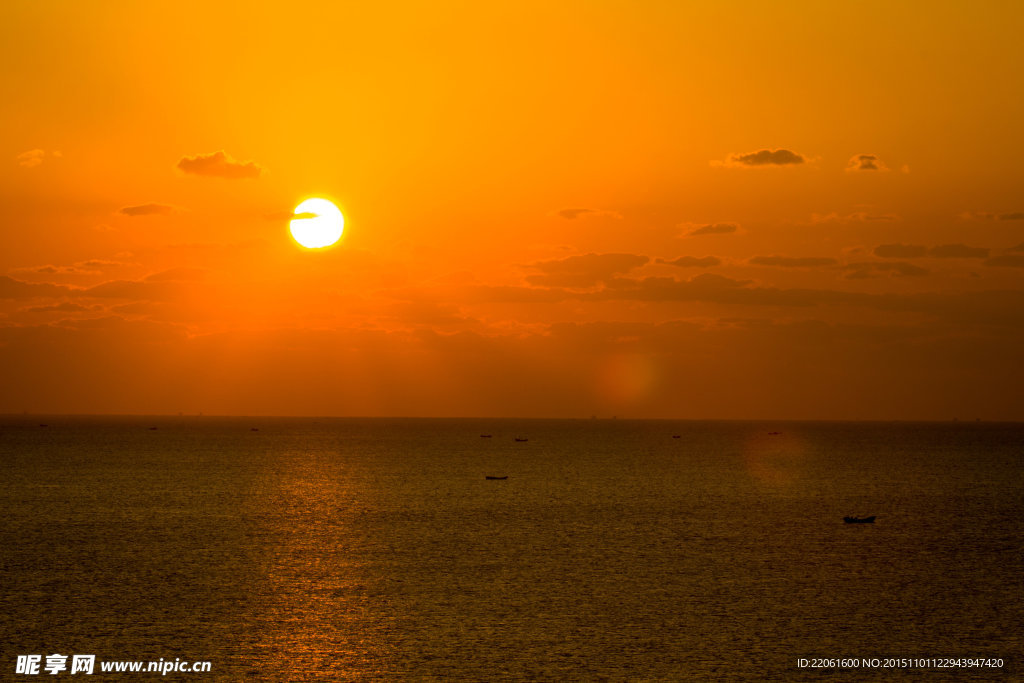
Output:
left=1, top=416, right=1021, bottom=681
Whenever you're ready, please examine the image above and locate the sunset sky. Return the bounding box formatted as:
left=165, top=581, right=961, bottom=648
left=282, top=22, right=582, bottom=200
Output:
left=2, top=1, right=1022, bottom=419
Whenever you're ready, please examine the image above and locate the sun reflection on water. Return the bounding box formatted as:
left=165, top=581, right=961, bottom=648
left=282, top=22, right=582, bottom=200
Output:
left=742, top=430, right=809, bottom=488
left=243, top=446, right=385, bottom=679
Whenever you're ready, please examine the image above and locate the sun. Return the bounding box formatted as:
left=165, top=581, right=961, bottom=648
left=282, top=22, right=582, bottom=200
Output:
left=290, top=198, right=344, bottom=249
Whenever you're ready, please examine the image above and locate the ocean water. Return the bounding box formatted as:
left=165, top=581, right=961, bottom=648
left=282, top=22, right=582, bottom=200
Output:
left=1, top=417, right=1021, bottom=680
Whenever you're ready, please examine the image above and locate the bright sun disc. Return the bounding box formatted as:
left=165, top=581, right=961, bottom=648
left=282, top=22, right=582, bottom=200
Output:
left=290, top=198, right=344, bottom=248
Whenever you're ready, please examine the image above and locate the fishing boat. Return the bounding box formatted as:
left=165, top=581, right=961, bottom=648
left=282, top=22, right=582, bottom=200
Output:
left=514, top=438, right=528, bottom=442
left=485, top=476, right=508, bottom=480
left=843, top=515, right=876, bottom=524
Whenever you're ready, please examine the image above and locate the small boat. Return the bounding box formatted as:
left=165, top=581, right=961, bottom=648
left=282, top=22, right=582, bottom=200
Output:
left=485, top=475, right=508, bottom=480
left=514, top=438, right=528, bottom=442
left=479, top=434, right=492, bottom=438
left=843, top=515, right=876, bottom=524
left=672, top=435, right=681, bottom=439
left=250, top=428, right=259, bottom=431
left=768, top=431, right=781, bottom=435
left=148, top=427, right=158, bottom=431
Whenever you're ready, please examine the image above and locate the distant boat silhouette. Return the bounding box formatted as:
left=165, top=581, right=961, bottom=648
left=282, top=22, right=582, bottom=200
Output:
left=672, top=435, right=681, bottom=439
left=768, top=431, right=781, bottom=435
left=38, top=424, right=48, bottom=428
left=148, top=427, right=158, bottom=430
left=250, top=428, right=259, bottom=431
left=485, top=476, right=508, bottom=480
left=479, top=434, right=492, bottom=438
left=514, top=438, right=528, bottom=442
left=843, top=515, right=876, bottom=524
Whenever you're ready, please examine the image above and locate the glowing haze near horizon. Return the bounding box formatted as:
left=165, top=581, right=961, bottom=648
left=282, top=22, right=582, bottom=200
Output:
left=2, top=1, right=1023, bottom=420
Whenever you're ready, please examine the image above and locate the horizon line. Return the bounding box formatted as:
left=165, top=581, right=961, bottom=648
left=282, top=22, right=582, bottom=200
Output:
left=3, top=412, right=1018, bottom=424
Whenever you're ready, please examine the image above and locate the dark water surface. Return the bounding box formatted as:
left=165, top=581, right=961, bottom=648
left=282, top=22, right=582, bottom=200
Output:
left=2, top=417, right=1021, bottom=680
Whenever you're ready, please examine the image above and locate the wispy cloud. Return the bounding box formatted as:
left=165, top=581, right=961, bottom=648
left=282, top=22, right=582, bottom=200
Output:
left=118, top=203, right=180, bottom=217
left=680, top=222, right=739, bottom=237
left=844, top=262, right=929, bottom=279
left=266, top=210, right=318, bottom=221
left=554, top=208, right=622, bottom=220
left=657, top=256, right=721, bottom=268
left=0, top=276, right=72, bottom=299
left=961, top=210, right=1024, bottom=221
left=23, top=302, right=91, bottom=314
left=928, top=244, right=989, bottom=259
left=144, top=268, right=207, bottom=282
left=177, top=150, right=263, bottom=179
left=985, top=254, right=1024, bottom=268
left=811, top=211, right=900, bottom=224
left=874, top=244, right=928, bottom=258
left=846, top=154, right=888, bottom=172
left=15, top=149, right=59, bottom=168
left=874, top=243, right=990, bottom=259
left=749, top=255, right=837, bottom=268
left=714, top=149, right=805, bottom=167
left=526, top=253, right=649, bottom=288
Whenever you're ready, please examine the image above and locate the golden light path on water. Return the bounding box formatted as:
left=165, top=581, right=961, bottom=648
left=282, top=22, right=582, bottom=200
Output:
left=743, top=431, right=809, bottom=488
left=246, top=444, right=382, bottom=679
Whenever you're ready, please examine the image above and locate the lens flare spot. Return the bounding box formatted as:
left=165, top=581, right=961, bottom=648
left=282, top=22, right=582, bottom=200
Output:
left=596, top=353, right=658, bottom=406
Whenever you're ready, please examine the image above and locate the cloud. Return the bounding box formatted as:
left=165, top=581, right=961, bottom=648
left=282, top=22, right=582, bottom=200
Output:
left=749, top=256, right=838, bottom=268
left=984, top=254, right=1024, bottom=268
left=554, top=208, right=622, bottom=220
left=82, top=278, right=199, bottom=301
left=962, top=211, right=1024, bottom=221
left=15, top=149, right=59, bottom=167
left=681, top=222, right=739, bottom=237
left=465, top=274, right=1022, bottom=329
left=591, top=273, right=754, bottom=302
left=176, top=150, right=263, bottom=179
left=657, top=256, right=721, bottom=268
left=874, top=244, right=928, bottom=258
left=16, top=149, right=47, bottom=167
left=0, top=276, right=71, bottom=299
left=13, top=264, right=98, bottom=276
left=928, top=244, right=990, bottom=259
left=118, top=203, right=180, bottom=217
left=23, top=302, right=91, bottom=314
left=460, top=285, right=572, bottom=304
left=874, top=243, right=990, bottom=259
left=78, top=259, right=124, bottom=269
left=144, top=268, right=207, bottom=282
left=526, top=253, right=649, bottom=288
left=846, top=154, right=888, bottom=172
left=595, top=272, right=951, bottom=309
left=266, top=210, right=318, bottom=221
left=811, top=211, right=900, bottom=223
left=844, top=262, right=930, bottom=279
left=715, top=149, right=805, bottom=167
left=384, top=301, right=477, bottom=328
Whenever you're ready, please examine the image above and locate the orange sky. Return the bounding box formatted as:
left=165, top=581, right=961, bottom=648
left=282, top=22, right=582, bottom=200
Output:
left=2, top=1, right=1023, bottom=419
